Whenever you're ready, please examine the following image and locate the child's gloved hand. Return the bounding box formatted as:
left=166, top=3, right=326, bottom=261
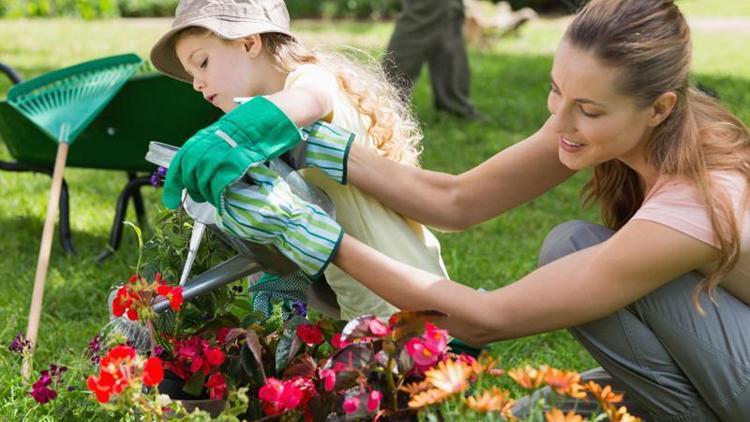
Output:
left=282, top=121, right=355, bottom=184
left=218, top=164, right=343, bottom=278
left=162, top=97, right=303, bottom=211
left=249, top=271, right=311, bottom=317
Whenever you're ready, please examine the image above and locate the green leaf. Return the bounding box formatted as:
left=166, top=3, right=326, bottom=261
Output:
left=183, top=371, right=207, bottom=397
left=123, top=221, right=143, bottom=250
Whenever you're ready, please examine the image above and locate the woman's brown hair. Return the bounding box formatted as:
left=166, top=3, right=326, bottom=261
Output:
left=569, top=0, right=750, bottom=311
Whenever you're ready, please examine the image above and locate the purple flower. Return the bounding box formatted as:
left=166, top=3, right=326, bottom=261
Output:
left=291, top=300, right=307, bottom=317
left=9, top=333, right=31, bottom=354
left=153, top=345, right=164, bottom=357
left=150, top=166, right=167, bottom=187
left=87, top=335, right=102, bottom=364
left=29, top=365, right=65, bottom=405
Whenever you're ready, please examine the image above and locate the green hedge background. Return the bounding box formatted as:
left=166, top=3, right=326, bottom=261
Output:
left=0, top=0, right=580, bottom=19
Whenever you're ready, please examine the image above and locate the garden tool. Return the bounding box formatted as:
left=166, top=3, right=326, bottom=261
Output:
left=105, top=141, right=339, bottom=351
left=7, top=54, right=143, bottom=377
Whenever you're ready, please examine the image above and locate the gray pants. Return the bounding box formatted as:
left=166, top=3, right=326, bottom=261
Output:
left=526, top=220, right=750, bottom=421
left=382, top=0, right=478, bottom=117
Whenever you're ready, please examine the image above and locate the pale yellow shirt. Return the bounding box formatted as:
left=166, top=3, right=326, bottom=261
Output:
left=284, top=64, right=449, bottom=320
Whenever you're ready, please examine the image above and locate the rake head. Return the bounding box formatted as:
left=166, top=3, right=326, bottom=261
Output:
left=7, top=53, right=143, bottom=143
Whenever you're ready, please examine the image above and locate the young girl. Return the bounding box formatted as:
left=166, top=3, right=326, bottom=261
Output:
left=150, top=0, right=448, bottom=320
left=197, top=0, right=750, bottom=419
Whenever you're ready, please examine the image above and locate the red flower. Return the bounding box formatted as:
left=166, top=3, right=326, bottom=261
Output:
left=205, top=348, right=225, bottom=366
left=142, top=357, right=164, bottom=387
left=112, top=287, right=138, bottom=320
left=216, top=326, right=230, bottom=345
left=296, top=323, right=323, bottom=346
left=331, top=333, right=349, bottom=349
left=259, top=378, right=286, bottom=416
left=87, top=370, right=117, bottom=403
left=206, top=372, right=227, bottom=400
left=101, top=345, right=136, bottom=367
left=156, top=284, right=183, bottom=312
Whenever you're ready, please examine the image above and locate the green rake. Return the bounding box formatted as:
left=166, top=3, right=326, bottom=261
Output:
left=7, top=53, right=143, bottom=377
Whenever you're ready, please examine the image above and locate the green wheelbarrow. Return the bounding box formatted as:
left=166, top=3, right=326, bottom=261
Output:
left=0, top=63, right=223, bottom=260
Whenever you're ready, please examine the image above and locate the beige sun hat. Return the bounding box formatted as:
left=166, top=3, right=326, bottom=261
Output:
left=150, top=0, right=296, bottom=83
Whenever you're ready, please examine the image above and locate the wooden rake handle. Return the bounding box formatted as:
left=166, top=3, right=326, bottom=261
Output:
left=22, top=142, right=69, bottom=379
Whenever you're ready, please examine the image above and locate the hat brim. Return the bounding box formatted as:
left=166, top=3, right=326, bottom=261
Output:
left=150, top=17, right=295, bottom=83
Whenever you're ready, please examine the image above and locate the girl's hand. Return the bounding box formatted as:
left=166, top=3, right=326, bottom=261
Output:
left=218, top=164, right=343, bottom=278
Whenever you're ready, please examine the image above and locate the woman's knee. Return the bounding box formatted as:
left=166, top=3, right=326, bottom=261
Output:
left=538, top=220, right=614, bottom=267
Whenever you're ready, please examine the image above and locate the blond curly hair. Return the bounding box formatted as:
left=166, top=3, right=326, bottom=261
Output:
left=176, top=28, right=423, bottom=167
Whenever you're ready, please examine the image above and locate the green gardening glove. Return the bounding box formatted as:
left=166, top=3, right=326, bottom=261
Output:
left=282, top=121, right=355, bottom=184
left=250, top=271, right=311, bottom=317
left=233, top=97, right=355, bottom=184
left=218, top=164, right=343, bottom=278
left=162, top=96, right=303, bottom=212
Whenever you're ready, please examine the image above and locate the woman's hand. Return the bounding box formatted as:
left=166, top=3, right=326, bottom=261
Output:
left=334, top=218, right=719, bottom=345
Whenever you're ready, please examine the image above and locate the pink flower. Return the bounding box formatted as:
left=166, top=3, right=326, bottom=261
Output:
left=423, top=322, right=448, bottom=354
left=405, top=338, right=439, bottom=368
left=369, top=318, right=390, bottom=337
left=367, top=390, right=383, bottom=413
left=259, top=378, right=286, bottom=416
left=320, top=368, right=336, bottom=392
left=296, top=323, right=324, bottom=346
left=258, top=377, right=314, bottom=416
left=343, top=395, right=360, bottom=414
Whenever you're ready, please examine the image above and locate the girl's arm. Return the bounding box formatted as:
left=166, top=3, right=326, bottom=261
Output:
left=348, top=117, right=576, bottom=231
left=264, top=86, right=333, bottom=127
left=333, top=219, right=719, bottom=345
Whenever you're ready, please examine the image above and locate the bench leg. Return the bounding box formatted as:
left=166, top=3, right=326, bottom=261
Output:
left=96, top=176, right=152, bottom=263
left=0, top=160, right=75, bottom=254
left=128, top=172, right=148, bottom=229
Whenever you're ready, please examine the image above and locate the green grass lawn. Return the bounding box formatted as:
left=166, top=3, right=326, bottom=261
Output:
left=1, top=6, right=749, bottom=418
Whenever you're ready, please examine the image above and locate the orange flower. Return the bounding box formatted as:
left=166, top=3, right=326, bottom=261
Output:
left=408, top=388, right=452, bottom=408
left=470, top=355, right=503, bottom=377
left=466, top=387, right=515, bottom=418
left=585, top=381, right=624, bottom=411
left=545, top=408, right=583, bottom=422
left=400, top=380, right=431, bottom=395
left=508, top=364, right=548, bottom=390
left=544, top=368, right=586, bottom=399
left=606, top=405, right=642, bottom=422
left=424, top=359, right=472, bottom=394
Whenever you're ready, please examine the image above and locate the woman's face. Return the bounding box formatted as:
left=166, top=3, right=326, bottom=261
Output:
left=547, top=41, right=654, bottom=171
left=176, top=33, right=272, bottom=113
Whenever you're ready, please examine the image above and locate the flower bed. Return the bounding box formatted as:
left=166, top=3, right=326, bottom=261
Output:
left=6, top=212, right=642, bottom=421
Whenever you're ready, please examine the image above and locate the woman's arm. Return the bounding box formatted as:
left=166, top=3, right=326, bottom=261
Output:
left=333, top=219, right=719, bottom=345
left=348, top=117, right=576, bottom=231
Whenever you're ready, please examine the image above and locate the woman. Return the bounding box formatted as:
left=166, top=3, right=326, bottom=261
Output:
left=197, top=0, right=750, bottom=419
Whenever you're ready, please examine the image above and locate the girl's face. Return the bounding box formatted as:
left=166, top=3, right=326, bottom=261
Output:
left=547, top=41, right=655, bottom=172
left=176, top=33, right=276, bottom=113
